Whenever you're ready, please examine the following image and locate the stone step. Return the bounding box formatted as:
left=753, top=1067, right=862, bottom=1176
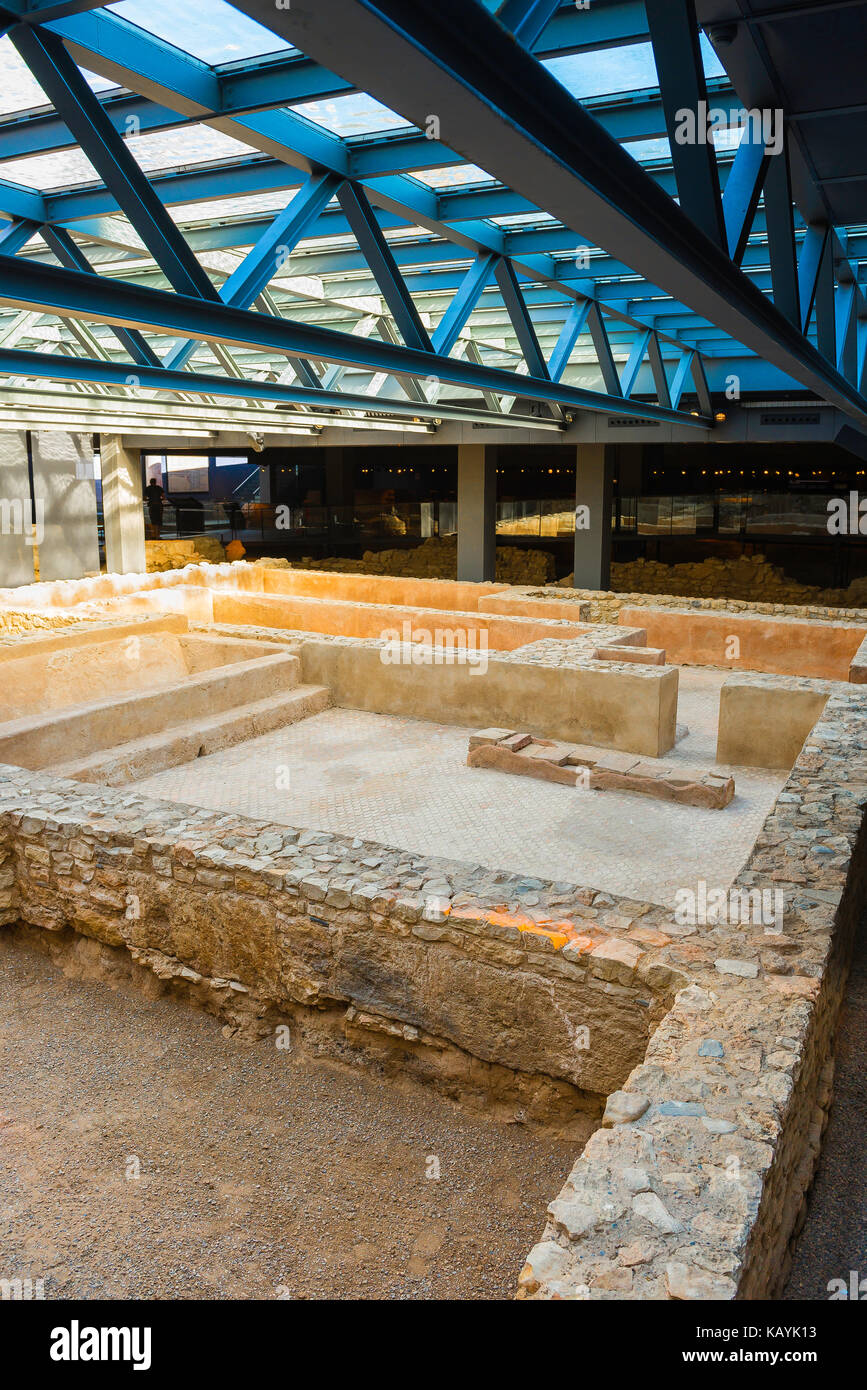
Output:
left=49, top=684, right=331, bottom=787
left=0, top=651, right=304, bottom=770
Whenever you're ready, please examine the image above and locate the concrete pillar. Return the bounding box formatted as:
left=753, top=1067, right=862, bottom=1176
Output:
left=573, top=443, right=614, bottom=590
left=0, top=431, right=36, bottom=587
left=457, top=443, right=496, bottom=582
left=30, top=431, right=99, bottom=581
left=101, top=435, right=146, bottom=575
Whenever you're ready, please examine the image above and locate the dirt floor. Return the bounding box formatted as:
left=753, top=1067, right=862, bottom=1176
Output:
left=0, top=931, right=586, bottom=1301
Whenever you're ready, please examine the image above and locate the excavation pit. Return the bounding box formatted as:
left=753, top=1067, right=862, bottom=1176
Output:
left=1, top=562, right=866, bottom=1301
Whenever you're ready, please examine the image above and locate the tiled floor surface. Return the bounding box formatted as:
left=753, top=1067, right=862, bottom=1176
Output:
left=135, top=668, right=788, bottom=907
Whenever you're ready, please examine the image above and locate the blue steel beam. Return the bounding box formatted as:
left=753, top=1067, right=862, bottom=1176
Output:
left=763, top=138, right=800, bottom=329
left=0, top=6, right=727, bottom=401
left=496, top=0, right=562, bottom=47
left=431, top=252, right=496, bottom=354
left=0, top=253, right=711, bottom=426
left=10, top=23, right=221, bottom=302
left=0, top=344, right=558, bottom=426
left=0, top=179, right=47, bottom=224
left=620, top=328, right=652, bottom=399
left=586, top=303, right=621, bottom=398
left=40, top=223, right=161, bottom=367
left=493, top=257, right=549, bottom=380
left=3, top=5, right=713, bottom=357
left=337, top=181, right=433, bottom=352
left=797, top=224, right=830, bottom=335
left=814, top=232, right=836, bottom=363
left=164, top=172, right=342, bottom=371
left=234, top=0, right=867, bottom=427
left=647, top=331, right=672, bottom=410
left=670, top=350, right=695, bottom=410
left=545, top=300, right=590, bottom=383
left=26, top=157, right=594, bottom=329
left=0, top=86, right=720, bottom=172
left=48, top=10, right=221, bottom=113
left=723, top=130, right=770, bottom=266
left=0, top=218, right=42, bottom=253
left=836, top=282, right=858, bottom=384
left=644, top=0, right=726, bottom=249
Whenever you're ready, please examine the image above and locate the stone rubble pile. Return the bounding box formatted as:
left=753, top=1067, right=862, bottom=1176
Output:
left=559, top=553, right=867, bottom=610
left=284, top=535, right=556, bottom=585
left=145, top=538, right=226, bottom=572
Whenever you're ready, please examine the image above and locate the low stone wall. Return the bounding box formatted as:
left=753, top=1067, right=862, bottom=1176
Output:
left=211, top=588, right=593, bottom=653
left=296, top=634, right=679, bottom=757
left=0, top=615, right=193, bottom=723
left=518, top=687, right=867, bottom=1300
left=618, top=605, right=866, bottom=681
left=717, top=675, right=832, bottom=770
left=0, top=766, right=679, bottom=1117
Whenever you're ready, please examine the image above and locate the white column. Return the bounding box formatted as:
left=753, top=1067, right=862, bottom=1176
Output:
left=31, top=431, right=99, bottom=581
left=0, top=431, right=36, bottom=587
left=101, top=435, right=145, bottom=575
left=457, top=443, right=496, bottom=582
left=573, top=443, right=614, bottom=590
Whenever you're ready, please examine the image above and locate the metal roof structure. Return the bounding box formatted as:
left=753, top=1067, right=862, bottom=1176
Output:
left=0, top=0, right=863, bottom=439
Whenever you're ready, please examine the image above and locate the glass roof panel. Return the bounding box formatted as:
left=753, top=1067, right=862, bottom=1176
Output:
left=0, top=36, right=113, bottom=118
left=410, top=165, right=497, bottom=188
left=170, top=189, right=300, bottom=225
left=545, top=34, right=724, bottom=102
left=622, top=136, right=671, bottom=165
left=490, top=212, right=558, bottom=227
left=289, top=94, right=415, bottom=138
left=106, top=1, right=293, bottom=64
left=0, top=124, right=253, bottom=191
left=544, top=43, right=659, bottom=100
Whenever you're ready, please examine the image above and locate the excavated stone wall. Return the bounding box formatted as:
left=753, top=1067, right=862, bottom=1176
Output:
left=0, top=766, right=679, bottom=1121
left=0, top=609, right=89, bottom=641
left=530, top=583, right=867, bottom=628
left=519, top=688, right=867, bottom=1300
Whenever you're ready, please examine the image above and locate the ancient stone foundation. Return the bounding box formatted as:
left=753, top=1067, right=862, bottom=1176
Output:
left=0, top=560, right=864, bottom=1300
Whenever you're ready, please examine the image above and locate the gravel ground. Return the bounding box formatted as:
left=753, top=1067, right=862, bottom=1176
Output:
left=0, top=932, right=585, bottom=1301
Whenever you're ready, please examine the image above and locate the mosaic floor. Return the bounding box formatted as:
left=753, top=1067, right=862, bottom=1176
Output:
left=134, top=668, right=789, bottom=908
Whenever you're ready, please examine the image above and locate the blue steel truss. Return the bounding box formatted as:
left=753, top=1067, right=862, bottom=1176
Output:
left=0, top=0, right=861, bottom=432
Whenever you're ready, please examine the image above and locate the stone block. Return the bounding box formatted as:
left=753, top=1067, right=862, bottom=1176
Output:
left=467, top=727, right=514, bottom=749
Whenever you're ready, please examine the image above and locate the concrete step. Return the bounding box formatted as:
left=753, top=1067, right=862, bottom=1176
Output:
left=0, top=651, right=304, bottom=770
left=49, top=683, right=331, bottom=787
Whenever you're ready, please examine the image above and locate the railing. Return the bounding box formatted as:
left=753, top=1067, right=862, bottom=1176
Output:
left=617, top=493, right=844, bottom=538
left=143, top=500, right=440, bottom=544
left=137, top=492, right=856, bottom=548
